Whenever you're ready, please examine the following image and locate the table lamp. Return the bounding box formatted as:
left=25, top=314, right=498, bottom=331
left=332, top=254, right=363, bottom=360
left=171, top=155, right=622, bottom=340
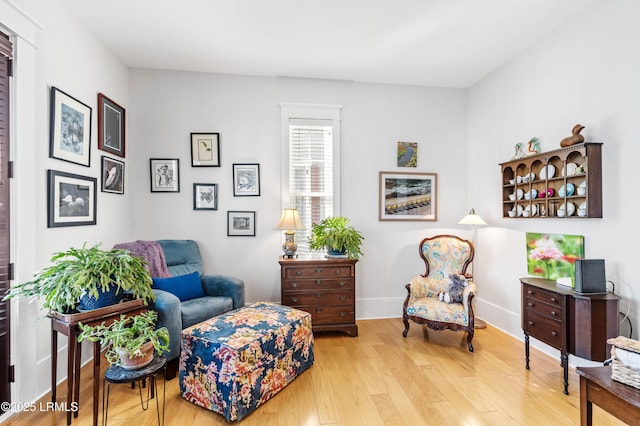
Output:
left=274, top=208, right=306, bottom=258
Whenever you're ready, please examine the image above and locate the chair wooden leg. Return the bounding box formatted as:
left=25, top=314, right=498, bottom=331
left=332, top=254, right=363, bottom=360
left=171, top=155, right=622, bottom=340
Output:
left=467, top=329, right=474, bottom=352
left=402, top=316, right=410, bottom=337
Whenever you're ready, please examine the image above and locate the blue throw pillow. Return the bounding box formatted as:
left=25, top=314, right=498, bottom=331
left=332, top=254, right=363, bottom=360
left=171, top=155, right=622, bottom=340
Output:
left=152, top=271, right=205, bottom=301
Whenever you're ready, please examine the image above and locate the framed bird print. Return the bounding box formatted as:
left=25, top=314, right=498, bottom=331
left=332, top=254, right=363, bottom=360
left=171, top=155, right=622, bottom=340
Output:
left=47, top=169, right=97, bottom=227
left=101, top=156, right=125, bottom=194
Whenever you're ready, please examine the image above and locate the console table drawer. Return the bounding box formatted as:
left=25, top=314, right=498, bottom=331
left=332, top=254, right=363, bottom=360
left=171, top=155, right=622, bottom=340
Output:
left=525, top=310, right=564, bottom=350
left=525, top=300, right=563, bottom=320
left=523, top=284, right=564, bottom=308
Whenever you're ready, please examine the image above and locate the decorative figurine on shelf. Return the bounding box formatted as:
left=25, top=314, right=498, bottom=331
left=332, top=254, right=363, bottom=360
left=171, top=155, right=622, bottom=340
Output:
left=512, top=142, right=525, bottom=159
left=526, top=137, right=541, bottom=156
left=560, top=124, right=585, bottom=147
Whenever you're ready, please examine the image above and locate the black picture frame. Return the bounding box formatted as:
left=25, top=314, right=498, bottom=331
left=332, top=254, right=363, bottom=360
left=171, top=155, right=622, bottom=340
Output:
left=232, top=163, right=260, bottom=196
left=98, top=93, right=125, bottom=157
left=150, top=158, right=180, bottom=192
left=193, top=183, right=218, bottom=210
left=190, top=133, right=220, bottom=167
left=49, top=87, right=92, bottom=167
left=101, top=156, right=125, bottom=194
left=227, top=211, right=256, bottom=236
left=47, top=169, right=97, bottom=227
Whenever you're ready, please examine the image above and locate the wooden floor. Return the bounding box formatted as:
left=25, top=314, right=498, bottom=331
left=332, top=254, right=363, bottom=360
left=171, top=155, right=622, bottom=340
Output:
left=1, top=318, right=626, bottom=425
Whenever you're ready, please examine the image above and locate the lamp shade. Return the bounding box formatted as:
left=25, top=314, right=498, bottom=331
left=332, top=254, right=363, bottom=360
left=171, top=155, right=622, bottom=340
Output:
left=458, top=208, right=487, bottom=225
left=274, top=208, right=306, bottom=230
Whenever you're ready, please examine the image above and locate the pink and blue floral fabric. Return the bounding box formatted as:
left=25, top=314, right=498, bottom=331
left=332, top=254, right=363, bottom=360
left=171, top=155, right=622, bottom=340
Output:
left=179, top=302, right=314, bottom=422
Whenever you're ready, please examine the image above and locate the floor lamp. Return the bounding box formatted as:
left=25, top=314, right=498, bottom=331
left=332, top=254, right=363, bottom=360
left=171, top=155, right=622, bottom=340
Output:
left=458, top=208, right=487, bottom=329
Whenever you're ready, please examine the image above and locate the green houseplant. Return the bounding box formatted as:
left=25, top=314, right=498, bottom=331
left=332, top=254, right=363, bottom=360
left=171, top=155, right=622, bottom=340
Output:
left=308, top=216, right=364, bottom=259
left=2, top=243, right=155, bottom=313
left=78, top=310, right=170, bottom=369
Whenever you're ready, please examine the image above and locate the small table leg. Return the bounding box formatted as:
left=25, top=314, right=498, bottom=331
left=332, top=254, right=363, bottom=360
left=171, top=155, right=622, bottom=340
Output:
left=561, top=352, right=569, bottom=395
left=524, top=334, right=530, bottom=369
left=93, top=341, right=101, bottom=426
left=51, top=328, right=57, bottom=403
left=73, top=339, right=81, bottom=418
left=66, top=330, right=76, bottom=426
left=579, top=375, right=592, bottom=426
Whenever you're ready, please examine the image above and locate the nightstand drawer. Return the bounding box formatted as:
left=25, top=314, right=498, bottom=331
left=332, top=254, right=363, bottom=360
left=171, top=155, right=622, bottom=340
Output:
left=281, top=278, right=354, bottom=291
left=282, top=265, right=353, bottom=279
left=525, top=299, right=563, bottom=320
left=282, top=289, right=354, bottom=306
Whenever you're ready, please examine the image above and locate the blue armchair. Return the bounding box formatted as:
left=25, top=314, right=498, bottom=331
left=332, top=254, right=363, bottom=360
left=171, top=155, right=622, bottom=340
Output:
left=150, top=240, right=245, bottom=375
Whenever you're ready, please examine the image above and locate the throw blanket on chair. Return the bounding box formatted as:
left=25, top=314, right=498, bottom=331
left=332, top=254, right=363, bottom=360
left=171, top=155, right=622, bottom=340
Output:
left=113, top=240, right=172, bottom=278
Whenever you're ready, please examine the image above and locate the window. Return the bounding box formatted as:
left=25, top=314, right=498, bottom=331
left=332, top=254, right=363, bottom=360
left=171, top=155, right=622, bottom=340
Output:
left=280, top=104, right=341, bottom=255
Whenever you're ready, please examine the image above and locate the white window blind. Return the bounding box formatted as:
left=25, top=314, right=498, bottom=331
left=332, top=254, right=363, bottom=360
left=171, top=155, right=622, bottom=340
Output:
left=288, top=120, right=334, bottom=254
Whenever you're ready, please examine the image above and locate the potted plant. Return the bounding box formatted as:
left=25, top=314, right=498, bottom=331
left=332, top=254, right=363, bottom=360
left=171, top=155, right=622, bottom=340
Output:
left=2, top=243, right=155, bottom=313
left=308, top=216, right=364, bottom=259
left=78, top=310, right=170, bottom=369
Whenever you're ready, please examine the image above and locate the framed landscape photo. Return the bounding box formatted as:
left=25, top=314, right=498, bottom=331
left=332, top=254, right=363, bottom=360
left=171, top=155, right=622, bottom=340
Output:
left=98, top=93, right=125, bottom=157
left=49, top=87, right=92, bottom=167
left=227, top=211, right=256, bottom=236
left=47, top=169, right=97, bottom=227
left=190, top=132, right=220, bottom=167
left=379, top=171, right=437, bottom=221
left=193, top=183, right=218, bottom=210
left=397, top=141, right=418, bottom=167
left=101, top=156, right=125, bottom=194
left=232, top=163, right=260, bottom=196
left=150, top=158, right=180, bottom=192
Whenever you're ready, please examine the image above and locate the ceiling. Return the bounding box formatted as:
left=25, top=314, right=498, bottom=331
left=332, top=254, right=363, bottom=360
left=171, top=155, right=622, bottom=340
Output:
left=60, top=0, right=598, bottom=88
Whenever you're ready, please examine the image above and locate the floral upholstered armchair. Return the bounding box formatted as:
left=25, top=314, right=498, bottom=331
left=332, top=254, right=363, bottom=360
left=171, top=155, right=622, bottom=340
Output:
left=402, top=235, right=477, bottom=351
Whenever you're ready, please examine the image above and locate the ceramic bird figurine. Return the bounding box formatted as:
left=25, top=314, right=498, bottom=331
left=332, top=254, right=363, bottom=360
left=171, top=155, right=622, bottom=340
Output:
left=560, top=124, right=585, bottom=147
left=527, top=137, right=541, bottom=155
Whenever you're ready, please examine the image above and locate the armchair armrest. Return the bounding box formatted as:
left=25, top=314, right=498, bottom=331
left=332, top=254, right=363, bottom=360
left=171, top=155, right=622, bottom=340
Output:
left=462, top=281, right=477, bottom=316
left=201, top=274, right=245, bottom=309
left=149, top=289, right=182, bottom=360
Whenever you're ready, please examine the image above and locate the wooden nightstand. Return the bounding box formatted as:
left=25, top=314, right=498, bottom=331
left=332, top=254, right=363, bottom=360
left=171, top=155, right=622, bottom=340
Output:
left=279, top=257, right=358, bottom=337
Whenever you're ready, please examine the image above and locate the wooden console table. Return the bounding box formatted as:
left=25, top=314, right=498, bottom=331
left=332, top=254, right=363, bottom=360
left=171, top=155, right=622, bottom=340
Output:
left=521, top=277, right=620, bottom=395
left=49, top=299, right=147, bottom=426
left=577, top=365, right=640, bottom=425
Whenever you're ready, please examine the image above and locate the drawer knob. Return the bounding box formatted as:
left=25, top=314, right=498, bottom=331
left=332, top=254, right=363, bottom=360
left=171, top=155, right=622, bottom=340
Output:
left=315, top=308, right=323, bottom=313
left=550, top=297, right=557, bottom=303
left=528, top=302, right=534, bottom=307
left=295, top=271, right=303, bottom=276
left=528, top=321, right=534, bottom=326
left=339, top=312, right=346, bottom=317
left=337, top=281, right=346, bottom=287
left=551, top=311, right=557, bottom=316
left=315, top=268, right=323, bottom=273
left=339, top=295, right=346, bottom=301
left=316, top=292, right=322, bottom=298
left=552, top=331, right=558, bottom=337
left=528, top=290, right=534, bottom=295
left=291, top=297, right=299, bottom=303
left=334, top=269, right=341, bottom=275
left=316, top=279, right=321, bottom=285
left=291, top=282, right=299, bottom=288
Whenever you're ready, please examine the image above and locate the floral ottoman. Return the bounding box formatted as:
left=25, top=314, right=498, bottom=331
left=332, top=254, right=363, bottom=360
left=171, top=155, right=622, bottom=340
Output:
left=179, top=301, right=314, bottom=422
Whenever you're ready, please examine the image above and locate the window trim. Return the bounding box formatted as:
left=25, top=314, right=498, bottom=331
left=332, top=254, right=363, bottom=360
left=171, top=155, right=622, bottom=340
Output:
left=279, top=103, right=342, bottom=215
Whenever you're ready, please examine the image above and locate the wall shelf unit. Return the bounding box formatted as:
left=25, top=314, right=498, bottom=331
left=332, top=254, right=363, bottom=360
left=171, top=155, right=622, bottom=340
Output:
left=499, top=142, right=602, bottom=219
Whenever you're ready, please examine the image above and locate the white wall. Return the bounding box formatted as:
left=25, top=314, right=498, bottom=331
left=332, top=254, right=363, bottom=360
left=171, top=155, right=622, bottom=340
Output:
left=3, top=0, right=132, bottom=407
left=129, top=70, right=470, bottom=318
left=467, top=0, right=640, bottom=363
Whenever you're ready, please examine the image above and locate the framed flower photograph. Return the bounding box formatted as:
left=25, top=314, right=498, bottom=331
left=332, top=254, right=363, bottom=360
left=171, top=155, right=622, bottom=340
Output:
left=526, top=232, right=584, bottom=282
left=101, top=156, right=125, bottom=194
left=49, top=87, right=92, bottom=167
left=98, top=93, right=125, bottom=157
left=47, top=169, right=97, bottom=227
left=232, top=163, right=260, bottom=196
left=227, top=211, right=256, bottom=236
left=150, top=158, right=180, bottom=192
left=379, top=171, right=437, bottom=221
left=193, top=183, right=218, bottom=210
left=190, top=132, right=220, bottom=167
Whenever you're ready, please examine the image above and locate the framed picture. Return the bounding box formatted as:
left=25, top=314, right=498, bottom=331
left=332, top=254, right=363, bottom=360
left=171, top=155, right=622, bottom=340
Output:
left=150, top=158, right=180, bottom=192
left=47, top=169, right=97, bottom=227
left=190, top=133, right=220, bottom=167
left=227, top=211, right=256, bottom=236
left=232, top=163, right=260, bottom=196
left=193, top=183, right=218, bottom=210
left=49, top=87, right=92, bottom=167
left=526, top=233, right=585, bottom=282
left=379, top=171, right=437, bottom=221
left=397, top=141, right=417, bottom=167
left=98, top=93, right=125, bottom=157
left=101, top=156, right=125, bottom=194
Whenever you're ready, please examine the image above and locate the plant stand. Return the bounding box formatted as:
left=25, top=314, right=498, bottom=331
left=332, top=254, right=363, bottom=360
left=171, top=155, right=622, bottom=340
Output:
left=103, top=356, right=166, bottom=426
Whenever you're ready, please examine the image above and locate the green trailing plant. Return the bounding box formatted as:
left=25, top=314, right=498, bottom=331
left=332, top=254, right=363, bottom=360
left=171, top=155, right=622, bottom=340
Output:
left=78, top=311, right=169, bottom=366
left=2, top=243, right=155, bottom=313
left=308, top=216, right=364, bottom=259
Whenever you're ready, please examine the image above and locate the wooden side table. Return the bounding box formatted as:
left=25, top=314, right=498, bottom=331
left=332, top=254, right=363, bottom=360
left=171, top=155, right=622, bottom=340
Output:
left=577, top=365, right=640, bottom=425
left=103, top=356, right=166, bottom=426
left=49, top=299, right=147, bottom=426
